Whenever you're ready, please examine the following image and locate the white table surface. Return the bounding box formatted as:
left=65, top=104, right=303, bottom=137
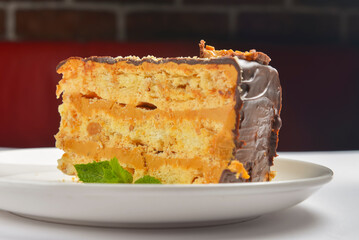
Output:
left=0, top=149, right=358, bottom=240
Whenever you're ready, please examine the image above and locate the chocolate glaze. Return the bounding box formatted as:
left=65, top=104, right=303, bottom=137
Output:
left=219, top=60, right=282, bottom=183
left=56, top=56, right=242, bottom=71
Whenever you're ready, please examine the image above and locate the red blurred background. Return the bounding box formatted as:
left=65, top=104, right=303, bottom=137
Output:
left=0, top=0, right=358, bottom=151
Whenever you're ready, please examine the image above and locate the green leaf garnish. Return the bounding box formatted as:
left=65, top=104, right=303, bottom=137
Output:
left=109, top=157, right=133, bottom=183
left=74, top=157, right=132, bottom=183
left=74, top=161, right=122, bottom=183
left=74, top=157, right=161, bottom=184
left=134, top=175, right=162, bottom=184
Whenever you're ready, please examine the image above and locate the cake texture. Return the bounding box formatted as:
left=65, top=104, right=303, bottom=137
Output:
left=55, top=41, right=281, bottom=184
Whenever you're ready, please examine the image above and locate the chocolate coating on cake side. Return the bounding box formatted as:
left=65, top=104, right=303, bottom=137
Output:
left=219, top=60, right=282, bottom=183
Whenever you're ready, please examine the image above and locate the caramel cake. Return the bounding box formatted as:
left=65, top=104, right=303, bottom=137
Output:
left=55, top=41, right=281, bottom=184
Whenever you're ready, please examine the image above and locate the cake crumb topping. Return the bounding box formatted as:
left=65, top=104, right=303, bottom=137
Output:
left=199, top=40, right=271, bottom=65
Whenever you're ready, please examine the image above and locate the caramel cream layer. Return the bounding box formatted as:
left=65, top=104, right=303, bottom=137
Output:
left=58, top=139, right=227, bottom=183
left=69, top=94, right=235, bottom=124
left=56, top=59, right=239, bottom=111
left=56, top=94, right=236, bottom=160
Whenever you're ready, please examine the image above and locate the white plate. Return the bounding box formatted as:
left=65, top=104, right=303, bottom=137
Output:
left=0, top=148, right=333, bottom=228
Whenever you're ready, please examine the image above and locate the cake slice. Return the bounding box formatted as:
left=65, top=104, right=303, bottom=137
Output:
left=55, top=41, right=281, bottom=184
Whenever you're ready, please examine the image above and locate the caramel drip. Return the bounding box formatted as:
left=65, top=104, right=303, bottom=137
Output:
left=227, top=160, right=250, bottom=180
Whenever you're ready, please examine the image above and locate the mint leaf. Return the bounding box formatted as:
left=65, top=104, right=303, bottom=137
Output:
left=109, top=157, right=133, bottom=183
left=74, top=161, right=121, bottom=183
left=74, top=158, right=160, bottom=184
left=135, top=175, right=161, bottom=184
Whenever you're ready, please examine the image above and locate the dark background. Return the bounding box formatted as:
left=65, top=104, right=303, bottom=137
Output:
left=0, top=0, right=358, bottom=151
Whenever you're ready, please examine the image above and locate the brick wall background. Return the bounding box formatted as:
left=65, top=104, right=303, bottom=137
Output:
left=0, top=0, right=358, bottom=44
left=0, top=0, right=358, bottom=151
